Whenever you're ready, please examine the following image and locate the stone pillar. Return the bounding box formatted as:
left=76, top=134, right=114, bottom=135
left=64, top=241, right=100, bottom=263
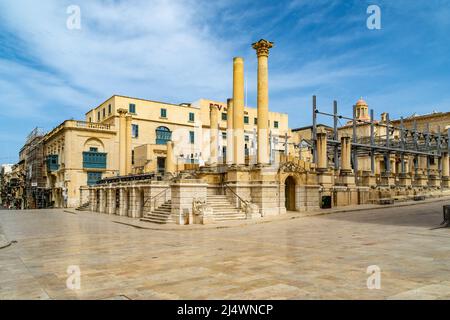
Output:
left=118, top=109, right=128, bottom=176
left=226, top=99, right=234, bottom=165
left=340, top=136, right=352, bottom=173
left=118, top=187, right=128, bottom=216
left=125, top=115, right=133, bottom=174
left=233, top=57, right=245, bottom=166
left=165, top=141, right=176, bottom=175
left=316, top=131, right=328, bottom=171
left=209, top=104, right=219, bottom=165
left=89, top=187, right=96, bottom=212
left=170, top=179, right=208, bottom=225
left=414, top=155, right=428, bottom=187
left=128, top=187, right=139, bottom=218
left=442, top=152, right=449, bottom=188
left=99, top=189, right=106, bottom=213
left=107, top=188, right=116, bottom=215
left=252, top=39, right=274, bottom=166
left=339, top=136, right=355, bottom=186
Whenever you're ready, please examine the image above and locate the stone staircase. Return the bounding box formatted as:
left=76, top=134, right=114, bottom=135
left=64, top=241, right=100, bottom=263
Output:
left=140, top=200, right=175, bottom=224
left=140, top=195, right=247, bottom=224
left=207, top=195, right=247, bottom=222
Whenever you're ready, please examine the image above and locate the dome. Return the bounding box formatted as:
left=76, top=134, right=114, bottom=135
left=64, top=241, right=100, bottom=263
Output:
left=355, top=97, right=368, bottom=107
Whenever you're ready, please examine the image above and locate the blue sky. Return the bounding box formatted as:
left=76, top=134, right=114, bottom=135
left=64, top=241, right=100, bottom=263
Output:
left=0, top=0, right=449, bottom=163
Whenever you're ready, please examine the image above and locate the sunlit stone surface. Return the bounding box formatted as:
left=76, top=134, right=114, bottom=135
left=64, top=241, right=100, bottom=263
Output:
left=1, top=200, right=450, bottom=300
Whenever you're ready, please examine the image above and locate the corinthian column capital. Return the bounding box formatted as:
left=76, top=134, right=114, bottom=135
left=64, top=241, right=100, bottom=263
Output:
left=252, top=39, right=274, bottom=57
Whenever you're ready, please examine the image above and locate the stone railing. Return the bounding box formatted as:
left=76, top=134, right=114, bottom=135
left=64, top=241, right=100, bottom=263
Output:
left=71, top=120, right=114, bottom=131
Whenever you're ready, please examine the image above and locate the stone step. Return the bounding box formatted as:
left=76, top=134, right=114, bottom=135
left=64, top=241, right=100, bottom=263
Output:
left=153, top=207, right=171, bottom=212
left=140, top=217, right=175, bottom=224
left=140, top=200, right=174, bottom=225
left=144, top=212, right=171, bottom=218
left=213, top=216, right=247, bottom=221
left=207, top=203, right=235, bottom=207
left=211, top=209, right=243, bottom=214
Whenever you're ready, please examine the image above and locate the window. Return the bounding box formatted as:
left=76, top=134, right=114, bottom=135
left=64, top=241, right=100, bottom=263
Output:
left=189, top=112, right=195, bottom=122
left=47, top=155, right=59, bottom=172
left=274, top=121, right=279, bottom=128
left=161, top=108, right=167, bottom=118
left=129, top=103, right=136, bottom=114
left=87, top=172, right=102, bottom=186
left=254, top=118, right=257, bottom=125
left=102, top=108, right=105, bottom=118
left=132, top=124, right=139, bottom=138
left=245, top=135, right=249, bottom=142
left=97, top=112, right=101, bottom=122
left=83, top=151, right=107, bottom=169
left=156, top=126, right=172, bottom=145
left=222, top=113, right=227, bottom=121
left=89, top=147, right=98, bottom=152
left=189, top=131, right=195, bottom=144
left=132, top=150, right=135, bottom=165
left=222, top=132, right=227, bottom=140
left=108, top=104, right=112, bottom=115
left=89, top=117, right=92, bottom=123
left=244, top=116, right=249, bottom=124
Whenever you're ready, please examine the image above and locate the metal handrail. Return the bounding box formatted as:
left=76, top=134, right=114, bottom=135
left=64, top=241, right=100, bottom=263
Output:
left=222, top=183, right=249, bottom=208
left=143, top=187, right=170, bottom=210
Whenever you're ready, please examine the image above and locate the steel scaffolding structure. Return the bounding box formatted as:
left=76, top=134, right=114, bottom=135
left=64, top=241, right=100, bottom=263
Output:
left=311, top=95, right=450, bottom=177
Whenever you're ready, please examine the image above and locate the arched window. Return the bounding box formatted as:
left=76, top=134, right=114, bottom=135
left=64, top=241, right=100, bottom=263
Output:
left=156, top=126, right=172, bottom=145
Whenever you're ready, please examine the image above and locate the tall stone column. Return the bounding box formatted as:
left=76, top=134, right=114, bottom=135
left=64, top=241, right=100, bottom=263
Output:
left=165, top=140, right=176, bottom=175
left=252, top=39, right=274, bottom=166
left=226, top=99, right=234, bottom=165
left=118, top=109, right=128, bottom=176
left=125, top=114, right=133, bottom=174
left=233, top=57, right=245, bottom=166
left=339, top=136, right=356, bottom=186
left=316, top=131, right=328, bottom=171
left=442, top=152, right=450, bottom=188
left=209, top=104, right=219, bottom=165
left=341, top=136, right=352, bottom=173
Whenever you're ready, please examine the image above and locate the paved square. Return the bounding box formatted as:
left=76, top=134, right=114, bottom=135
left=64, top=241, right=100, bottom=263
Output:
left=1, top=200, right=450, bottom=300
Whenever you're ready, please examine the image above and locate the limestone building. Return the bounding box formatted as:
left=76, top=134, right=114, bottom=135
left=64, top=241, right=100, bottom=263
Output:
left=41, top=93, right=288, bottom=208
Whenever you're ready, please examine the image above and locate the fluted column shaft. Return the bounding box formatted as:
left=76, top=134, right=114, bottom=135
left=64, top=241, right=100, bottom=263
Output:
left=233, top=57, right=245, bottom=165
left=341, top=136, right=352, bottom=173
left=165, top=141, right=176, bottom=175
left=252, top=39, right=273, bottom=165
left=209, top=105, right=219, bottom=165
left=226, top=99, right=234, bottom=165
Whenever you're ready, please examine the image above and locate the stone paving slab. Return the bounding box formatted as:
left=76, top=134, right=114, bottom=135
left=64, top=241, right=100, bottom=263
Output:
left=1, top=199, right=450, bottom=300
left=0, top=224, right=11, bottom=249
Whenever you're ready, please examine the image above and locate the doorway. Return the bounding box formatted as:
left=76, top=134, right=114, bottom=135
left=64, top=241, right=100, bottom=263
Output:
left=157, top=157, right=166, bottom=174
left=285, top=176, right=296, bottom=211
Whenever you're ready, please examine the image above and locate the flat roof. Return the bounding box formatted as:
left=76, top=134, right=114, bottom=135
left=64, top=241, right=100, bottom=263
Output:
left=292, top=124, right=332, bottom=132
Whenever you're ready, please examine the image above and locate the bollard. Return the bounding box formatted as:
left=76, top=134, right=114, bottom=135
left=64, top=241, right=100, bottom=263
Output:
left=442, top=205, right=450, bottom=227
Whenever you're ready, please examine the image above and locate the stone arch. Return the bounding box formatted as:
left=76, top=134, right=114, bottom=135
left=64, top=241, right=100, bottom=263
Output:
left=84, top=138, right=105, bottom=152
left=284, top=175, right=296, bottom=212
left=156, top=126, right=172, bottom=145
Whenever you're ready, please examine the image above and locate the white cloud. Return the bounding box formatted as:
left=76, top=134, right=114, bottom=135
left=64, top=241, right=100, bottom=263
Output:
left=0, top=0, right=235, bottom=111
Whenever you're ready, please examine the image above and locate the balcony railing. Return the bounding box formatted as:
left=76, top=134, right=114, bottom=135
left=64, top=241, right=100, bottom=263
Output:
left=83, top=152, right=107, bottom=169
left=47, top=155, right=59, bottom=172
left=72, top=121, right=113, bottom=131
